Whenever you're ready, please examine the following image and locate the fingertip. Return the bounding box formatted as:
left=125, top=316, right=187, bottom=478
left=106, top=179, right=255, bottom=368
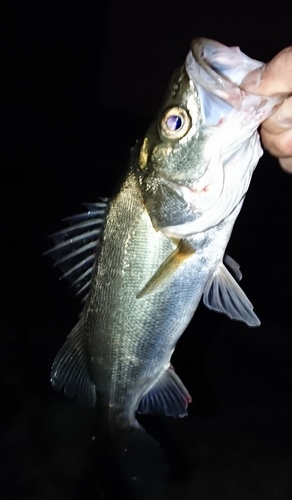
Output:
left=279, top=157, right=292, bottom=173
left=241, top=67, right=264, bottom=93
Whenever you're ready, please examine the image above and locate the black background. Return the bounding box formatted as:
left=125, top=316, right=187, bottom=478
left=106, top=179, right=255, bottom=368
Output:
left=1, top=1, right=292, bottom=499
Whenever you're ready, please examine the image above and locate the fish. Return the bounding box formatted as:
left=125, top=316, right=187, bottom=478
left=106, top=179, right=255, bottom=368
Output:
left=46, top=38, right=285, bottom=436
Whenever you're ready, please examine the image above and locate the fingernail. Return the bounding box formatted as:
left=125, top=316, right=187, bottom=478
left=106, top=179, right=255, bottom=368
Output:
left=241, top=66, right=265, bottom=91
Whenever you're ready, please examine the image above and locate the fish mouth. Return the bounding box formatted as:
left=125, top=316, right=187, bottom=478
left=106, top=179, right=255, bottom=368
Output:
left=189, top=38, right=244, bottom=110
left=191, top=38, right=236, bottom=86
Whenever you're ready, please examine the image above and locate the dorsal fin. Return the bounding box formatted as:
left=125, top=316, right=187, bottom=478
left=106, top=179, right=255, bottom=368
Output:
left=44, top=200, right=109, bottom=300
left=203, top=262, right=260, bottom=327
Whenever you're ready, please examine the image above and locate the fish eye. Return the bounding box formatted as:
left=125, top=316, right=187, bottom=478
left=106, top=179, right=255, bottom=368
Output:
left=160, top=107, right=191, bottom=139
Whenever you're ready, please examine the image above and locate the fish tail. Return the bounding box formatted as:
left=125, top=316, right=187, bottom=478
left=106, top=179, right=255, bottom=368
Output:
left=91, top=424, right=170, bottom=499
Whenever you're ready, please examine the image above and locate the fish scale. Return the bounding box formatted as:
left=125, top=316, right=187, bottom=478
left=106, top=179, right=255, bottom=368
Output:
left=87, top=168, right=176, bottom=423
left=47, top=38, right=286, bottom=438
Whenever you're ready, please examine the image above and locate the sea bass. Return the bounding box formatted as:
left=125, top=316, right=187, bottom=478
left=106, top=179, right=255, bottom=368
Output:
left=47, top=39, right=284, bottom=431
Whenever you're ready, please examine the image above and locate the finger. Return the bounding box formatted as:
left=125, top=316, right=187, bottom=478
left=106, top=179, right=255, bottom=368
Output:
left=242, top=47, right=292, bottom=95
left=261, top=128, right=292, bottom=172
left=279, top=157, right=292, bottom=173
left=261, top=95, right=292, bottom=134
left=260, top=127, right=292, bottom=157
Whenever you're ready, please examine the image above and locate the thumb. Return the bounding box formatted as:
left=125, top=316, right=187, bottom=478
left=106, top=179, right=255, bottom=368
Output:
left=241, top=47, right=292, bottom=95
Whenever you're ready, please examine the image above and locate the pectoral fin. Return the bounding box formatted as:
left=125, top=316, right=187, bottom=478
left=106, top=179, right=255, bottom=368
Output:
left=137, top=240, right=195, bottom=298
left=203, top=263, right=260, bottom=327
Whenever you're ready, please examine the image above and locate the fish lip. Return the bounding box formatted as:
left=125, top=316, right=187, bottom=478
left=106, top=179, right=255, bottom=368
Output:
left=190, top=38, right=232, bottom=87
left=188, top=38, right=244, bottom=111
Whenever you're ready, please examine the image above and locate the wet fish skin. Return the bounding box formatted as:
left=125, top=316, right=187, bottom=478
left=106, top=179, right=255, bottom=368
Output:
left=50, top=157, right=242, bottom=430
left=48, top=38, right=285, bottom=435
left=51, top=160, right=191, bottom=427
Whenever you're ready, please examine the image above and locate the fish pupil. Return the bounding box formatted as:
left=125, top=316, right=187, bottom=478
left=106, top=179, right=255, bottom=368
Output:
left=166, top=115, right=182, bottom=131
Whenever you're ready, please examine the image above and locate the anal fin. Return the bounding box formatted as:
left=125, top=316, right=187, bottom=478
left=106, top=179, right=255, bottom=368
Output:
left=137, top=366, right=192, bottom=418
left=51, top=319, right=96, bottom=406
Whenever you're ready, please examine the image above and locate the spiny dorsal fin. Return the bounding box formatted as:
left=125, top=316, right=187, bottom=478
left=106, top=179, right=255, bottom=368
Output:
left=51, top=319, right=96, bottom=406
left=44, top=200, right=109, bottom=301
left=137, top=240, right=195, bottom=298
left=203, top=262, right=260, bottom=327
left=137, top=366, right=192, bottom=417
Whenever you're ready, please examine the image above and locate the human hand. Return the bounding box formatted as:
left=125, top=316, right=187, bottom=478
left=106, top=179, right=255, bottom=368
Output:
left=242, top=47, right=292, bottom=173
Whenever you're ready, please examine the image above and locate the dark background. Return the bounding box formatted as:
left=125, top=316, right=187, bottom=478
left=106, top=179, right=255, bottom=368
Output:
left=1, top=1, right=292, bottom=499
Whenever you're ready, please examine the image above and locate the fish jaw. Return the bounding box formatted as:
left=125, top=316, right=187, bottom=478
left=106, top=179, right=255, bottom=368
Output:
left=188, top=38, right=264, bottom=110
left=187, top=37, right=285, bottom=140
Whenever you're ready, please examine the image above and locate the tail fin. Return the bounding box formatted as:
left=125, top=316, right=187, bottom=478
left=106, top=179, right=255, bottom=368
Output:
left=90, top=426, right=170, bottom=499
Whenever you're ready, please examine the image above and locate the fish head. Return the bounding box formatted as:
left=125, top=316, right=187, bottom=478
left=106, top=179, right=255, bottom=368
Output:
left=137, top=38, right=287, bottom=238
left=137, top=63, right=218, bottom=232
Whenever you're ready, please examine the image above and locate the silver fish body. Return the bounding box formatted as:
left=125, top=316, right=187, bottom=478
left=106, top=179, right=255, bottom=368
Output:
left=48, top=39, right=285, bottom=432
left=50, top=157, right=243, bottom=429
